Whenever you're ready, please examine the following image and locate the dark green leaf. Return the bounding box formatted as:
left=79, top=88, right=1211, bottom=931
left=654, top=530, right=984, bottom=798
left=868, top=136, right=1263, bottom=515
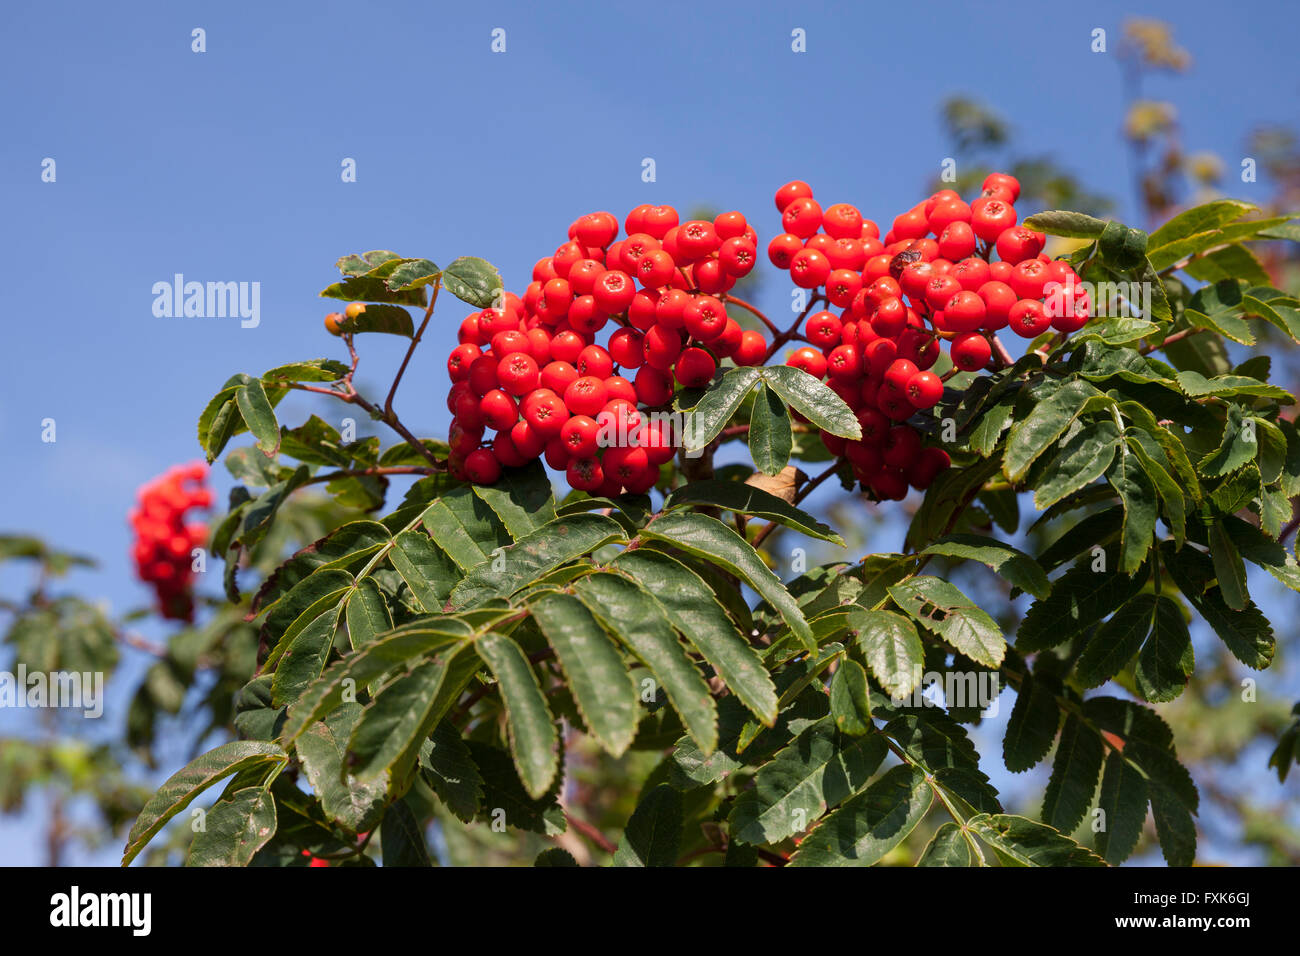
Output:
left=475, top=632, right=558, bottom=799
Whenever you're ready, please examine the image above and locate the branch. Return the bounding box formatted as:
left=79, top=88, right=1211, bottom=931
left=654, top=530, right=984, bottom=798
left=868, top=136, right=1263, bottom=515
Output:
left=564, top=812, right=618, bottom=854
left=1140, top=327, right=1201, bottom=354
left=723, top=294, right=780, bottom=336
left=385, top=280, right=441, bottom=418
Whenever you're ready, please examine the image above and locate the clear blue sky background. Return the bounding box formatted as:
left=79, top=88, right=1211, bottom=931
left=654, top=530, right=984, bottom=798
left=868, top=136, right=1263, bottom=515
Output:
left=1, top=0, right=1297, bottom=865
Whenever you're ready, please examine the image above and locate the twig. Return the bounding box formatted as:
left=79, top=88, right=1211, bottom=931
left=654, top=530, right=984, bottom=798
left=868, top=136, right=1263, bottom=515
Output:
left=1140, top=327, right=1200, bottom=355
left=565, top=812, right=617, bottom=854
left=723, top=294, right=781, bottom=336
left=385, top=280, right=441, bottom=418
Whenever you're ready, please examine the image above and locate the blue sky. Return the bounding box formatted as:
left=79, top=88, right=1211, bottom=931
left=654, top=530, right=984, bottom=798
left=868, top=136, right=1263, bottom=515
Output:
left=1, top=0, right=1297, bottom=864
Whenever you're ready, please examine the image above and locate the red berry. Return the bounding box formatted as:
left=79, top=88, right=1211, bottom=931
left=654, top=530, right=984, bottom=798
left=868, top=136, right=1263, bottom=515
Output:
left=608, top=328, right=644, bottom=369
left=1008, top=298, right=1051, bottom=338
left=782, top=197, right=823, bottom=239
left=970, top=197, right=1017, bottom=242
left=950, top=332, right=992, bottom=372
left=464, top=448, right=501, bottom=485
left=675, top=347, right=717, bottom=388
left=787, top=346, right=828, bottom=379
left=733, top=329, right=768, bottom=366
left=683, top=295, right=727, bottom=342
left=977, top=281, right=1017, bottom=330
left=768, top=232, right=804, bottom=269
left=447, top=343, right=481, bottom=383
left=774, top=180, right=814, bottom=212
left=943, top=291, right=987, bottom=334
left=822, top=203, right=864, bottom=240
left=497, top=351, right=540, bottom=395
left=634, top=365, right=675, bottom=406
left=479, top=389, right=519, bottom=432
left=560, top=415, right=600, bottom=458
left=905, top=370, right=943, bottom=409
left=566, top=457, right=604, bottom=492
left=564, top=376, right=608, bottom=417
left=996, top=226, right=1045, bottom=264
left=789, top=249, right=832, bottom=289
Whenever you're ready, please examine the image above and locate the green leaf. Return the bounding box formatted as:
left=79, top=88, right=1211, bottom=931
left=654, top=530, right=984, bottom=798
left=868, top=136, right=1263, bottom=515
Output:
left=1073, top=318, right=1160, bottom=345
left=281, top=618, right=471, bottom=741
left=535, top=848, right=579, bottom=867
left=851, top=609, right=924, bottom=699
left=390, top=530, right=459, bottom=611
left=384, top=259, right=441, bottom=292
left=1002, top=673, right=1060, bottom=772
left=665, top=479, right=843, bottom=545
left=640, top=512, right=813, bottom=651
left=529, top=592, right=639, bottom=757
left=296, top=711, right=386, bottom=833
left=470, top=461, right=557, bottom=537
left=441, top=256, right=504, bottom=309
left=236, top=380, right=281, bottom=456
left=1149, top=782, right=1197, bottom=867
left=1023, top=210, right=1109, bottom=239
left=830, top=660, right=873, bottom=736
left=1208, top=519, right=1249, bottom=611
left=344, top=580, right=390, bottom=650
left=887, top=576, right=1006, bottom=667
left=613, top=784, right=682, bottom=867
left=337, top=303, right=416, bottom=337
left=466, top=741, right=565, bottom=835
left=1184, top=243, right=1271, bottom=287
left=1198, top=405, right=1258, bottom=478
left=787, top=765, right=933, bottom=867
left=197, top=385, right=244, bottom=462
left=347, top=641, right=478, bottom=784
left=475, top=632, right=558, bottom=799
left=1149, top=199, right=1256, bottom=249
left=1126, top=431, right=1187, bottom=547
left=760, top=365, right=862, bottom=439
left=272, top=606, right=343, bottom=708
left=449, top=514, right=625, bottom=609
left=1041, top=715, right=1104, bottom=834
left=1093, top=751, right=1148, bottom=864
left=1032, top=420, right=1121, bottom=510
left=682, top=367, right=760, bottom=451
left=123, top=741, right=288, bottom=865
left=920, top=534, right=1050, bottom=599
left=611, top=550, right=777, bottom=726
left=1161, top=541, right=1275, bottom=670
left=1219, top=514, right=1300, bottom=592
left=1075, top=594, right=1159, bottom=687
left=573, top=573, right=718, bottom=754
left=748, top=384, right=793, bottom=476
left=188, top=787, right=278, bottom=867
left=1017, top=558, right=1149, bottom=652
left=422, top=487, right=512, bottom=572
left=1135, top=596, right=1194, bottom=702
left=1004, top=380, right=1105, bottom=482
left=419, top=722, right=483, bottom=823
left=1177, top=370, right=1292, bottom=401
left=729, top=717, right=887, bottom=846
left=380, top=798, right=432, bottom=867
left=967, top=814, right=1105, bottom=866
left=260, top=359, right=350, bottom=384
left=917, top=822, right=974, bottom=866
left=1106, top=448, right=1158, bottom=574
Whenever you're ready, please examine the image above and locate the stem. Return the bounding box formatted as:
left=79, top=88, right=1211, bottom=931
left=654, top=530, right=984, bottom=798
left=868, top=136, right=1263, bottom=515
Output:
left=723, top=294, right=781, bottom=336
left=1140, top=327, right=1200, bottom=355
left=763, top=294, right=824, bottom=363
left=301, top=465, right=441, bottom=487
left=385, top=280, right=441, bottom=418
left=565, top=812, right=617, bottom=854
left=990, top=335, right=1015, bottom=369
left=751, top=462, right=840, bottom=549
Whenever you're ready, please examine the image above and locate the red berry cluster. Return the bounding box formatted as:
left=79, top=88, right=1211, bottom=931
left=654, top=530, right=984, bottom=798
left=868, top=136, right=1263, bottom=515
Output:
left=444, top=206, right=767, bottom=493
left=129, top=463, right=212, bottom=621
left=770, top=173, right=1090, bottom=500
